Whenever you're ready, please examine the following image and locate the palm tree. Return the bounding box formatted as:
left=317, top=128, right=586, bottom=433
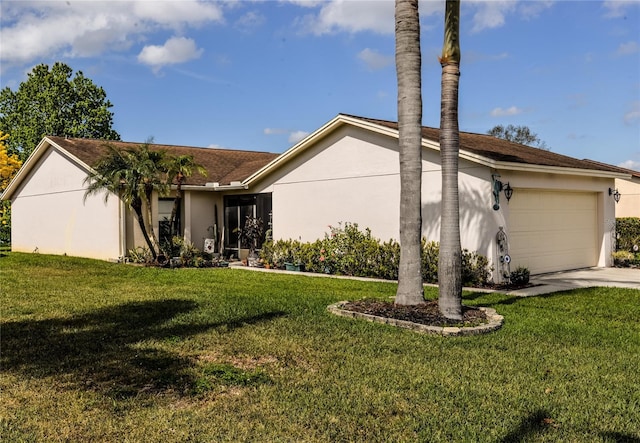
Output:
left=164, top=154, right=206, bottom=238
left=438, top=0, right=463, bottom=320
left=84, top=143, right=168, bottom=261
left=394, top=0, right=424, bottom=306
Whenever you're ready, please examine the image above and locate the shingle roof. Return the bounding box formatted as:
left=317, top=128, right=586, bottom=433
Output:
left=47, top=136, right=279, bottom=186
left=347, top=115, right=626, bottom=174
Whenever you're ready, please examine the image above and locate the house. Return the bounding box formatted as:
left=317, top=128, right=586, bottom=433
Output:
left=2, top=114, right=630, bottom=279
left=1, top=136, right=278, bottom=261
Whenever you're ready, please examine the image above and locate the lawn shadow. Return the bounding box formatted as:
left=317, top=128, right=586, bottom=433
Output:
left=498, top=409, right=556, bottom=443
left=600, top=432, right=640, bottom=443
left=1, top=299, right=286, bottom=398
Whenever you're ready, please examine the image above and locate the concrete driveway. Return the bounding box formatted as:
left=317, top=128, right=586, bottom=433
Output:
left=508, top=267, right=640, bottom=296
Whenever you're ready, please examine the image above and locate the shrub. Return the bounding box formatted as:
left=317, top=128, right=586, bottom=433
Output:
left=260, top=223, right=491, bottom=286
left=462, top=250, right=492, bottom=287
left=510, top=266, right=530, bottom=286
left=616, top=217, right=640, bottom=252
left=612, top=250, right=639, bottom=268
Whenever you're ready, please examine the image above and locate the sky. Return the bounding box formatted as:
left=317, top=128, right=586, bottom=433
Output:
left=1, top=0, right=639, bottom=170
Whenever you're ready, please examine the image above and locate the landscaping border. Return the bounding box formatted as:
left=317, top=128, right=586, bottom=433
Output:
left=327, top=301, right=504, bottom=336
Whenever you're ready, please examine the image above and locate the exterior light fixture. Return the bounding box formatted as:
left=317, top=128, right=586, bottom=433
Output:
left=503, top=182, right=513, bottom=202
left=609, top=188, right=621, bottom=203
left=492, top=174, right=514, bottom=210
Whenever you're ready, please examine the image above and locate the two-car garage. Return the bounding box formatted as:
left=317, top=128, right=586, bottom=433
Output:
left=508, top=190, right=599, bottom=275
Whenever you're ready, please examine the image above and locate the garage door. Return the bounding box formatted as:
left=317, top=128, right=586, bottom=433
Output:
left=508, top=190, right=598, bottom=274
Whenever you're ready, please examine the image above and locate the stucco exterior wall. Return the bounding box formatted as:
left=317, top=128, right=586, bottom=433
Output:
left=257, top=125, right=503, bottom=261
left=614, top=177, right=640, bottom=218
left=10, top=148, right=121, bottom=260
left=187, top=191, right=221, bottom=251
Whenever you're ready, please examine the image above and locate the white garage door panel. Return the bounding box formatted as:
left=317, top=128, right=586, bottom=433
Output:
left=509, top=191, right=597, bottom=274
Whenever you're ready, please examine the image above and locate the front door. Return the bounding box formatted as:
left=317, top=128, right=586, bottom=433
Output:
left=224, top=193, right=272, bottom=256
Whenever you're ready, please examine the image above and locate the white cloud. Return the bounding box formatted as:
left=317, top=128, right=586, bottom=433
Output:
left=470, top=1, right=517, bottom=33
left=468, top=0, right=553, bottom=33
left=138, top=37, right=203, bottom=72
left=603, top=0, right=638, bottom=18
left=618, top=159, right=640, bottom=171
left=235, top=10, right=266, bottom=32
left=264, top=128, right=288, bottom=135
left=490, top=106, right=524, bottom=117
left=624, top=101, right=640, bottom=125
left=0, top=1, right=222, bottom=67
left=265, top=127, right=308, bottom=143
left=300, top=0, right=395, bottom=35
left=358, top=48, right=394, bottom=70
left=616, top=41, right=640, bottom=57
left=288, top=130, right=309, bottom=144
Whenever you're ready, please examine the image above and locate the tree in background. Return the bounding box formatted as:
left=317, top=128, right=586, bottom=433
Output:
left=438, top=0, right=463, bottom=320
left=0, top=131, right=22, bottom=245
left=0, top=62, right=120, bottom=161
left=487, top=124, right=548, bottom=149
left=394, top=0, right=425, bottom=305
left=84, top=143, right=168, bottom=261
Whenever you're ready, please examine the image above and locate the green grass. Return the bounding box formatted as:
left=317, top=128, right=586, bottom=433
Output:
left=1, top=253, right=639, bottom=442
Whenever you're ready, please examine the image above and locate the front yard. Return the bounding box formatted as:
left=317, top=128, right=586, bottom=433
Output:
left=1, top=253, right=638, bottom=442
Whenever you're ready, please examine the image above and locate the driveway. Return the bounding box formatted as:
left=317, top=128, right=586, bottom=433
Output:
left=508, top=267, right=640, bottom=296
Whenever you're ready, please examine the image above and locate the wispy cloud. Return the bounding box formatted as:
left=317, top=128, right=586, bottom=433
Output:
left=616, top=41, right=639, bottom=57
left=618, top=159, right=640, bottom=171
left=490, top=106, right=524, bottom=117
left=288, top=130, right=309, bottom=144
left=624, top=101, right=640, bottom=125
left=603, top=0, right=638, bottom=18
left=358, top=48, right=394, bottom=71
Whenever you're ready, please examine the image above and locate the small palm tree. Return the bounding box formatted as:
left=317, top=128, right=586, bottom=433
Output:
left=438, top=0, right=463, bottom=320
left=164, top=154, right=207, bottom=237
left=84, top=142, right=168, bottom=261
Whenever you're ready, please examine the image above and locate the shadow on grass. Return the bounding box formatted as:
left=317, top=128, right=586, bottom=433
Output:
left=1, top=299, right=286, bottom=398
left=600, top=432, right=640, bottom=443
left=498, top=409, right=557, bottom=443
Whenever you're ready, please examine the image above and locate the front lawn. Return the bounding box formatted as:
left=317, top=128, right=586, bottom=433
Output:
left=1, top=253, right=638, bottom=442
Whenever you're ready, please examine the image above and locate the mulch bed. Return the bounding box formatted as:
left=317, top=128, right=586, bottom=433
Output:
left=341, top=299, right=487, bottom=328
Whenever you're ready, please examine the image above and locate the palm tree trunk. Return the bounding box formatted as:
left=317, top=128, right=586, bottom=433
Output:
left=169, top=176, right=184, bottom=237
left=395, top=0, right=424, bottom=306
left=131, top=199, right=157, bottom=261
left=143, top=189, right=162, bottom=258
left=438, top=0, right=463, bottom=320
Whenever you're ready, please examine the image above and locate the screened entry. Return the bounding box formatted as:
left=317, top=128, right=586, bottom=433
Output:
left=224, top=193, right=272, bottom=256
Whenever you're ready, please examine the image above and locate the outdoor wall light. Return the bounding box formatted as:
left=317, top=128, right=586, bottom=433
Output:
left=492, top=175, right=514, bottom=210
left=503, top=182, right=514, bottom=202
left=609, top=187, right=621, bottom=203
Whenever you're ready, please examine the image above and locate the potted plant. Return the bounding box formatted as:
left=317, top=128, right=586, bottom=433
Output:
left=237, top=216, right=264, bottom=267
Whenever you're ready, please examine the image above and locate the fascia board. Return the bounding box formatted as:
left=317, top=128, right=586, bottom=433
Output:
left=491, top=160, right=631, bottom=179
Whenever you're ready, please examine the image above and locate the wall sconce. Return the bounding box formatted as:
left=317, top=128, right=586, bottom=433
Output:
left=609, top=188, right=621, bottom=203
left=492, top=175, right=514, bottom=210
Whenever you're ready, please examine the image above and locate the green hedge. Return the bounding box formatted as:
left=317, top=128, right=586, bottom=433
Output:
left=260, top=222, right=491, bottom=287
left=616, top=217, right=640, bottom=252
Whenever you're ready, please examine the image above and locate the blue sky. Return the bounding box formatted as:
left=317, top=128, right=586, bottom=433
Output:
left=1, top=0, right=639, bottom=170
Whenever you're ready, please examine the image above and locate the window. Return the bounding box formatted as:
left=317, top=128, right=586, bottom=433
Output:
left=224, top=193, right=272, bottom=252
left=158, top=198, right=180, bottom=247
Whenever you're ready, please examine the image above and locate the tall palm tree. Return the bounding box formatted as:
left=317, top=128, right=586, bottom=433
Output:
left=438, top=0, right=463, bottom=320
left=164, top=154, right=206, bottom=237
left=394, top=0, right=424, bottom=306
left=84, top=143, right=168, bottom=261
